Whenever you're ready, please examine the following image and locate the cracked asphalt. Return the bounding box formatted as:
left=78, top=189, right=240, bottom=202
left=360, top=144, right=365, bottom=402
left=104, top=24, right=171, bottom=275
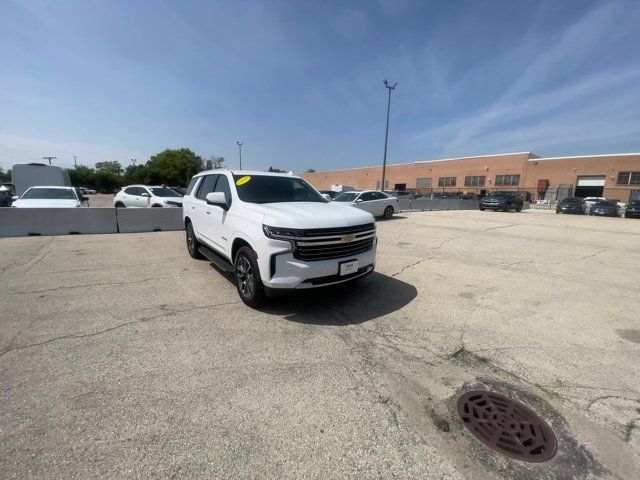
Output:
left=1, top=209, right=639, bottom=479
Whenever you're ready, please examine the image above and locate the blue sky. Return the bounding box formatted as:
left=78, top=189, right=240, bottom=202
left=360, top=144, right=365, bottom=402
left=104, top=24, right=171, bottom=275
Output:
left=1, top=0, right=639, bottom=173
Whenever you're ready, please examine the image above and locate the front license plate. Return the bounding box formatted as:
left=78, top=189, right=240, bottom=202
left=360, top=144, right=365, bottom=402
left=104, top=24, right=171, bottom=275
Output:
left=339, top=260, right=358, bottom=276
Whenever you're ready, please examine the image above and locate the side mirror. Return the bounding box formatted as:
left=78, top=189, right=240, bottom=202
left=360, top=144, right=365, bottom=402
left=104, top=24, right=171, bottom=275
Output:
left=140, top=192, right=150, bottom=197
left=356, top=198, right=364, bottom=203
left=12, top=195, right=19, bottom=201
left=322, top=193, right=331, bottom=201
left=206, top=191, right=229, bottom=209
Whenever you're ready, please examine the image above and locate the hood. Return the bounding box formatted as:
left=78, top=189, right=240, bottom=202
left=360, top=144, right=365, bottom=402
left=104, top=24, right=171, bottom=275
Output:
left=242, top=201, right=374, bottom=229
left=13, top=199, right=81, bottom=208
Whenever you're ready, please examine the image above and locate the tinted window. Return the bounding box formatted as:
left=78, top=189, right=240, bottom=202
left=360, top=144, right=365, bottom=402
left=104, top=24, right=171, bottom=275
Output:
left=186, top=177, right=199, bottom=195
left=22, top=188, right=77, bottom=200
left=214, top=174, right=232, bottom=203
left=359, top=192, right=376, bottom=201
left=196, top=175, right=218, bottom=200
left=150, top=187, right=181, bottom=197
left=334, top=192, right=359, bottom=202
left=232, top=175, right=325, bottom=204
left=124, top=187, right=138, bottom=195
left=372, top=192, right=388, bottom=200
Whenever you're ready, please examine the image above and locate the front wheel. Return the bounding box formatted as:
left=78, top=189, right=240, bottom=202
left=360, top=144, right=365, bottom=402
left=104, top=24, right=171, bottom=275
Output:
left=115, top=201, right=126, bottom=208
left=185, top=222, right=204, bottom=259
left=235, top=246, right=265, bottom=308
left=479, top=207, right=485, bottom=211
left=383, top=205, right=394, bottom=219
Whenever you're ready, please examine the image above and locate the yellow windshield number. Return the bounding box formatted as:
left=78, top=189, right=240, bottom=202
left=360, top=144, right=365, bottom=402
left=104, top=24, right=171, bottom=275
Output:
left=236, top=176, right=251, bottom=186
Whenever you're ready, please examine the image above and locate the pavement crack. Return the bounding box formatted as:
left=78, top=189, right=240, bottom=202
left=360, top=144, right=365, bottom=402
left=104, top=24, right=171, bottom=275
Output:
left=0, top=301, right=242, bottom=358
left=483, top=223, right=516, bottom=232
left=9, top=277, right=154, bottom=295
left=624, top=417, right=640, bottom=442
left=587, top=395, right=640, bottom=411
left=389, top=256, right=434, bottom=278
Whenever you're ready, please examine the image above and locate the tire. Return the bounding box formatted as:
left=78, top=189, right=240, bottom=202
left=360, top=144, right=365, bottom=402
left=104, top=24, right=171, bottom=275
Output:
left=383, top=205, right=394, bottom=219
left=479, top=207, right=485, bottom=211
left=152, top=204, right=162, bottom=208
left=516, top=205, right=522, bottom=212
left=115, top=201, right=126, bottom=208
left=185, top=222, right=204, bottom=259
left=503, top=204, right=510, bottom=212
left=234, top=246, right=265, bottom=308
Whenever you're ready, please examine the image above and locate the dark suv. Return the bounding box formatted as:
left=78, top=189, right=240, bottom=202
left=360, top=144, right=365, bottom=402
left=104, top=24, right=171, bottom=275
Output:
left=625, top=200, right=640, bottom=218
left=479, top=191, right=523, bottom=212
left=556, top=197, right=586, bottom=214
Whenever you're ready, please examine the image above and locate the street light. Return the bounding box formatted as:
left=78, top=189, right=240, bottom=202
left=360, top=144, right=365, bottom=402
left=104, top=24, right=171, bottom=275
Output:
left=236, top=141, right=243, bottom=170
left=381, top=79, right=398, bottom=192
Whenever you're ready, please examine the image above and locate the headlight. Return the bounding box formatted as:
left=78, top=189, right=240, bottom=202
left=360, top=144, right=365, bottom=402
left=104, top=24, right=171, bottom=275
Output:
left=262, top=225, right=303, bottom=239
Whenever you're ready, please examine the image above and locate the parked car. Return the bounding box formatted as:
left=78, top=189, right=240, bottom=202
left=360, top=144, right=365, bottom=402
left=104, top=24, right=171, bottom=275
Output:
left=11, top=186, right=89, bottom=208
left=588, top=200, right=619, bottom=217
left=333, top=190, right=398, bottom=218
left=114, top=185, right=184, bottom=208
left=555, top=197, right=586, bottom=214
left=584, top=197, right=606, bottom=208
left=385, top=191, right=414, bottom=199
left=319, top=189, right=339, bottom=200
left=0, top=190, right=13, bottom=207
left=624, top=200, right=640, bottom=218
left=182, top=170, right=376, bottom=307
left=170, top=186, right=186, bottom=196
left=479, top=191, right=523, bottom=212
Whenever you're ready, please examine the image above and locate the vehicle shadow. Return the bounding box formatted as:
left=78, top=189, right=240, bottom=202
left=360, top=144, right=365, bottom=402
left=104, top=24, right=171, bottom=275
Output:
left=258, top=272, right=417, bottom=325
left=377, top=215, right=408, bottom=221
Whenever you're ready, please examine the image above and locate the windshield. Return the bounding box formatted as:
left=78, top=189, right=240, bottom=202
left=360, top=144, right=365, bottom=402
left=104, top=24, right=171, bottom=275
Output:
left=487, top=191, right=513, bottom=198
left=561, top=198, right=582, bottom=203
left=22, top=188, right=77, bottom=200
left=232, top=175, right=325, bottom=204
left=334, top=192, right=360, bottom=202
left=150, top=187, right=181, bottom=197
left=594, top=201, right=616, bottom=206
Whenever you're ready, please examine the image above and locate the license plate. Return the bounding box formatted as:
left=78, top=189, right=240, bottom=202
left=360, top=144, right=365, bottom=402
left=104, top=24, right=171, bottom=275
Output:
left=339, top=260, right=358, bottom=276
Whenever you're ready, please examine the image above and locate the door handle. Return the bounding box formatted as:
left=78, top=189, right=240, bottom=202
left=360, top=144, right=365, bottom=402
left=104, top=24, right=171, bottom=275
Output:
left=206, top=210, right=211, bottom=215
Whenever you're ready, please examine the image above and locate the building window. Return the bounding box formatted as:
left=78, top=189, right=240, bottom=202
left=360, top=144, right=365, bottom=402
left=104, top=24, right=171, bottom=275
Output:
left=617, top=172, right=640, bottom=185
left=375, top=180, right=389, bottom=190
left=495, top=174, right=520, bottom=186
left=416, top=177, right=432, bottom=188
left=464, top=176, right=486, bottom=187
left=438, top=176, right=456, bottom=187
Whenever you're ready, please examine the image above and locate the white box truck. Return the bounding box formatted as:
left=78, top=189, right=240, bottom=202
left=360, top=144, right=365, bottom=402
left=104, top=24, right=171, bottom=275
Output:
left=12, top=163, right=72, bottom=196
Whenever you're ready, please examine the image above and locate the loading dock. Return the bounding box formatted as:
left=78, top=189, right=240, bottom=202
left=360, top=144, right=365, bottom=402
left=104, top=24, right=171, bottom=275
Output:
left=575, top=175, right=606, bottom=198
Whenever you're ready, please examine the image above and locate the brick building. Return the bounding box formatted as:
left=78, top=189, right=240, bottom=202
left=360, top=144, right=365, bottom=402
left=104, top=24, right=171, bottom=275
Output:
left=300, top=152, right=640, bottom=202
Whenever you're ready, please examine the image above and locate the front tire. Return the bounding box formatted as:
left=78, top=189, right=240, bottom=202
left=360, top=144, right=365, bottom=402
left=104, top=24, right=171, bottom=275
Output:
left=479, top=207, right=485, bottom=211
left=383, top=205, right=394, bottom=219
left=234, top=246, right=265, bottom=308
left=185, top=222, right=204, bottom=259
left=115, top=201, right=125, bottom=208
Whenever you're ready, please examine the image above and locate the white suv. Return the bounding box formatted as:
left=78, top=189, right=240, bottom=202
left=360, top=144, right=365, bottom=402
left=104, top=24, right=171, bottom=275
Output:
left=114, top=185, right=183, bottom=208
left=183, top=170, right=377, bottom=307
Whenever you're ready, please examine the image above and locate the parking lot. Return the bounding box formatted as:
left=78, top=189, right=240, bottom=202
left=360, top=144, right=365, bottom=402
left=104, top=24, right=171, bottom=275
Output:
left=1, top=209, right=639, bottom=479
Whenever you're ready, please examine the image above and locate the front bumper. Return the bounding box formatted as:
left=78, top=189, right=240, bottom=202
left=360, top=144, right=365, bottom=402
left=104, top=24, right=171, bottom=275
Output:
left=557, top=207, right=583, bottom=214
left=480, top=202, right=506, bottom=210
left=262, top=243, right=377, bottom=290
left=590, top=209, right=618, bottom=217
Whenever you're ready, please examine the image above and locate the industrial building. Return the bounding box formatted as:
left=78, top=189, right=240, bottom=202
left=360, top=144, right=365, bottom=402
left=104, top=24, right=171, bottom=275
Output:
left=300, top=152, right=640, bottom=202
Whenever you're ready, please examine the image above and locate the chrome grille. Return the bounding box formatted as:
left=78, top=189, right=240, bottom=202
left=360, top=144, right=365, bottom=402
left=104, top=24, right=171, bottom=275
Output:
left=293, top=224, right=375, bottom=261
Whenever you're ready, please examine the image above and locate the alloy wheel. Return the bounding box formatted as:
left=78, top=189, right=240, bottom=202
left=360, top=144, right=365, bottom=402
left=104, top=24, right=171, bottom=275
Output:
left=236, top=256, right=254, bottom=297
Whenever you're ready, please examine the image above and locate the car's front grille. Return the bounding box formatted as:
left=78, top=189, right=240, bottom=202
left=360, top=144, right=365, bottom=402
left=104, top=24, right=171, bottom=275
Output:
left=293, top=224, right=375, bottom=261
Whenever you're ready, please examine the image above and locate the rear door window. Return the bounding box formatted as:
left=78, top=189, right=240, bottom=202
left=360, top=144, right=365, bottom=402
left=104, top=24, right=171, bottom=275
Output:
left=186, top=176, right=200, bottom=196
left=196, top=175, right=218, bottom=201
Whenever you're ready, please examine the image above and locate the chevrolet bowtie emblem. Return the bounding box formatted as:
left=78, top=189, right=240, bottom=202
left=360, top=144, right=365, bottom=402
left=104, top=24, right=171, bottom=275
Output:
left=343, top=234, right=356, bottom=242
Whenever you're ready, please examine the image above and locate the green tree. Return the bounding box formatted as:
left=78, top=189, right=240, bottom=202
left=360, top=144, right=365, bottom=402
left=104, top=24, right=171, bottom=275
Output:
left=146, top=148, right=204, bottom=186
left=268, top=166, right=287, bottom=173
left=67, top=166, right=96, bottom=188
left=206, top=156, right=225, bottom=170
left=95, top=161, right=123, bottom=175
left=94, top=170, right=123, bottom=192
left=305, top=168, right=316, bottom=173
left=123, top=164, right=148, bottom=185
left=0, top=167, right=12, bottom=182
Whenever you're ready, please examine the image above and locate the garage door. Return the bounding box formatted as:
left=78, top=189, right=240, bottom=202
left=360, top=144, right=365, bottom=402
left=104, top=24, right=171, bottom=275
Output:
left=576, top=176, right=606, bottom=187
left=575, top=175, right=605, bottom=198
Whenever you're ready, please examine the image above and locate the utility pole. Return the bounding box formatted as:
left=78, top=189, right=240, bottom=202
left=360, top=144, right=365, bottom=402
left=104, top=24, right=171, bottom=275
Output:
left=42, top=156, right=57, bottom=165
left=381, top=79, right=398, bottom=192
left=236, top=141, right=243, bottom=170
left=131, top=158, right=137, bottom=166
left=73, top=156, right=78, bottom=168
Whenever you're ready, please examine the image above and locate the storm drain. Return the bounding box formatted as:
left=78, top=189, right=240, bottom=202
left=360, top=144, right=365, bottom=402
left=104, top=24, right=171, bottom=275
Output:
left=458, top=390, right=557, bottom=462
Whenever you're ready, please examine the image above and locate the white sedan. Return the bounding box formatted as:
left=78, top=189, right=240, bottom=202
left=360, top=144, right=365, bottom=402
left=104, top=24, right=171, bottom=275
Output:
left=333, top=190, right=398, bottom=218
left=11, top=186, right=89, bottom=208
left=114, top=185, right=183, bottom=208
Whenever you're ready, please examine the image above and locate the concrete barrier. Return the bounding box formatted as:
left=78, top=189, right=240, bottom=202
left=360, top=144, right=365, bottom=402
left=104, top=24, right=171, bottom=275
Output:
left=115, top=208, right=184, bottom=233
left=0, top=208, right=118, bottom=237
left=398, top=199, right=480, bottom=212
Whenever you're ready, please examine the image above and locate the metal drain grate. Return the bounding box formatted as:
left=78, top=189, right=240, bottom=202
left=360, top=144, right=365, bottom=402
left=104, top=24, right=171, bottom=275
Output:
left=458, top=390, right=558, bottom=462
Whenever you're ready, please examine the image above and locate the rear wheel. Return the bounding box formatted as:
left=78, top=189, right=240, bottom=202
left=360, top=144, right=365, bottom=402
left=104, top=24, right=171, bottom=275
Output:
left=185, top=222, right=204, bottom=259
left=235, top=246, right=265, bottom=308
left=115, top=201, right=125, bottom=208
left=515, top=205, right=522, bottom=212
left=152, top=204, right=162, bottom=207
left=383, top=205, right=394, bottom=219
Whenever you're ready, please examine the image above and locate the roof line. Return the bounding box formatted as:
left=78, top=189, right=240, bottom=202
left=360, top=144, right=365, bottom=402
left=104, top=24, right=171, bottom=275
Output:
left=528, top=153, right=640, bottom=161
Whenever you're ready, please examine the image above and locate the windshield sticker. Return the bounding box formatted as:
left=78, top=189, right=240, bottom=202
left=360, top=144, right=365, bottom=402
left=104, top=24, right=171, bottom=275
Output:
left=236, top=176, right=251, bottom=186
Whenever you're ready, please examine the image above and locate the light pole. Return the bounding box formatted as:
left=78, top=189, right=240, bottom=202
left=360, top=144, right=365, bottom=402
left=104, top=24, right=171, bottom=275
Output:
left=42, top=156, right=57, bottom=165
left=236, top=141, right=243, bottom=170
left=381, top=79, right=397, bottom=192
left=73, top=156, right=78, bottom=168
